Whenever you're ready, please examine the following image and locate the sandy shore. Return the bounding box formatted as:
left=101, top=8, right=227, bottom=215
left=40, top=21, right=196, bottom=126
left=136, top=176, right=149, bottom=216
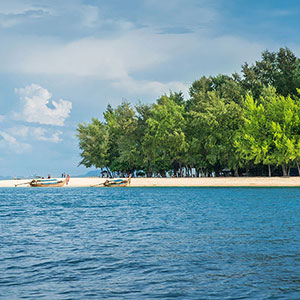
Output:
left=1, top=176, right=300, bottom=187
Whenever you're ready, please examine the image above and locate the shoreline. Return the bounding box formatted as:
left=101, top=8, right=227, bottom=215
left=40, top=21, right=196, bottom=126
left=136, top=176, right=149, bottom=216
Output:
left=1, top=176, right=300, bottom=187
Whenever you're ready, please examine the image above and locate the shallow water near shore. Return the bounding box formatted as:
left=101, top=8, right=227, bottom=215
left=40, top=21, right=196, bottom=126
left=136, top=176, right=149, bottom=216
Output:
left=1, top=187, right=300, bottom=299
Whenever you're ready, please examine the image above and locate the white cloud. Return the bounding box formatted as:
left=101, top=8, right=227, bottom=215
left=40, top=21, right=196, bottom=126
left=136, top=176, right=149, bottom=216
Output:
left=0, top=28, right=264, bottom=97
left=0, top=115, right=5, bottom=122
left=4, top=32, right=167, bottom=79
left=0, top=1, right=49, bottom=15
left=6, top=126, right=62, bottom=143
left=32, top=127, right=62, bottom=143
left=0, top=130, right=31, bottom=154
left=6, top=126, right=29, bottom=138
left=112, top=77, right=190, bottom=98
left=0, top=1, right=52, bottom=28
left=15, top=84, right=72, bottom=126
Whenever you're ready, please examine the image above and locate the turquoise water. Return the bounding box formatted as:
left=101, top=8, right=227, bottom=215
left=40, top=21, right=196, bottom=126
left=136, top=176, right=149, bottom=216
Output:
left=1, top=187, right=300, bottom=299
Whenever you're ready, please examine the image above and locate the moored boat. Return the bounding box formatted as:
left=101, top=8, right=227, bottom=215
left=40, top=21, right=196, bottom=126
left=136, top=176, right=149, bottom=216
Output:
left=103, top=178, right=130, bottom=187
left=29, top=178, right=66, bottom=187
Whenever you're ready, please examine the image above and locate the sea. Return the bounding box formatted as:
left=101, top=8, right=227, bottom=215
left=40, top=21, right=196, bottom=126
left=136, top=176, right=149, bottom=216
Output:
left=1, top=187, right=300, bottom=299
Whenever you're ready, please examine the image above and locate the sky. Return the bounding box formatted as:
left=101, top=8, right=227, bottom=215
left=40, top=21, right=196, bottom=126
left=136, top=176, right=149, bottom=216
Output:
left=1, top=0, right=300, bottom=177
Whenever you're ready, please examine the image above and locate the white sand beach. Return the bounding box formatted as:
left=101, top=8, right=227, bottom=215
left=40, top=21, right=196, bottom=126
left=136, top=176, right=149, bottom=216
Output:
left=1, top=176, right=300, bottom=187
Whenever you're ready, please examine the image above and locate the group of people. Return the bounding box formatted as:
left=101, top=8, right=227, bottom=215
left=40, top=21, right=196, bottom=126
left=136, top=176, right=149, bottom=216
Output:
left=61, top=173, right=70, bottom=185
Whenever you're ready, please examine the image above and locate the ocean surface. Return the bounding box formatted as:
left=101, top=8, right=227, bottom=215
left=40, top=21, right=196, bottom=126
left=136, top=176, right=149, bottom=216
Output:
left=1, top=187, right=300, bottom=300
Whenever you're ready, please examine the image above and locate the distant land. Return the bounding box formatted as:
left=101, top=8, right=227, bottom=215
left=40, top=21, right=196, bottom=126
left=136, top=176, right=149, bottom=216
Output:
left=0, top=176, right=13, bottom=180
left=71, top=170, right=100, bottom=178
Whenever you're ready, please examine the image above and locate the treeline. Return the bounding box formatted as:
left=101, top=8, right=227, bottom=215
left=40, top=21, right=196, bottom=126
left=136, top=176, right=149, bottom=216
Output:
left=77, top=48, right=300, bottom=177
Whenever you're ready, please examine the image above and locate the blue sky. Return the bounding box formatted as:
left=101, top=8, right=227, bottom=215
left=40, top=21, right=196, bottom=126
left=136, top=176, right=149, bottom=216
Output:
left=0, top=0, right=300, bottom=177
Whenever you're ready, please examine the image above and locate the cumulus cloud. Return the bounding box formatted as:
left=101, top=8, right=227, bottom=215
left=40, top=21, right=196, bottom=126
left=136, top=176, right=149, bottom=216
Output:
left=0, top=84, right=69, bottom=154
left=6, top=126, right=29, bottom=138
left=32, top=127, right=62, bottom=143
left=0, top=28, right=264, bottom=98
left=0, top=130, right=31, bottom=154
left=5, top=32, right=167, bottom=79
left=15, top=84, right=72, bottom=126
left=0, top=125, right=62, bottom=153
left=6, top=126, right=62, bottom=143
left=0, top=0, right=265, bottom=100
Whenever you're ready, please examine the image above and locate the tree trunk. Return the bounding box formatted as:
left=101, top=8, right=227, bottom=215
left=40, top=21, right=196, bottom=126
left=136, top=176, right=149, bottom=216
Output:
left=282, top=164, right=288, bottom=177
left=268, top=164, right=271, bottom=177
left=245, top=166, right=249, bottom=177
left=146, top=160, right=152, bottom=177
left=184, top=166, right=188, bottom=177
left=186, top=165, right=191, bottom=177
left=234, top=166, right=239, bottom=177
left=200, top=168, right=205, bottom=177
left=296, top=160, right=300, bottom=176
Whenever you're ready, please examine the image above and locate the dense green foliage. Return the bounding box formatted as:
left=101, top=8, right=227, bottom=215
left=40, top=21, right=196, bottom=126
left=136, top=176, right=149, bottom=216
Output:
left=77, top=48, right=300, bottom=177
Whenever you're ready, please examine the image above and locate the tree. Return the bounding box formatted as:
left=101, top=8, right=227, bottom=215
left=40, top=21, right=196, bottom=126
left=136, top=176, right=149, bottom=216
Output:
left=77, top=118, right=109, bottom=170
left=235, top=94, right=274, bottom=176
left=189, top=76, right=214, bottom=98
left=241, top=62, right=264, bottom=99
left=135, top=102, right=153, bottom=176
left=267, top=92, right=300, bottom=176
left=241, top=48, right=300, bottom=99
left=186, top=89, right=243, bottom=176
left=235, top=87, right=300, bottom=176
left=104, top=101, right=138, bottom=175
left=143, top=94, right=187, bottom=177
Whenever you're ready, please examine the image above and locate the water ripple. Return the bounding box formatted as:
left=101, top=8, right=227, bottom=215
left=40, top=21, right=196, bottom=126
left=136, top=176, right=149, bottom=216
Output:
left=1, top=187, right=300, bottom=299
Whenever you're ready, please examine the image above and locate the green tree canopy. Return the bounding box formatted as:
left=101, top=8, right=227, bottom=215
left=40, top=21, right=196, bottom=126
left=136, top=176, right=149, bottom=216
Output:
left=77, top=118, right=109, bottom=169
left=143, top=94, right=187, bottom=176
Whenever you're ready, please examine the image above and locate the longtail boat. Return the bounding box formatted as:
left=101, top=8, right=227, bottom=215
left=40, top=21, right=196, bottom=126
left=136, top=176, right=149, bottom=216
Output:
left=103, top=178, right=130, bottom=187
left=29, top=178, right=66, bottom=187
